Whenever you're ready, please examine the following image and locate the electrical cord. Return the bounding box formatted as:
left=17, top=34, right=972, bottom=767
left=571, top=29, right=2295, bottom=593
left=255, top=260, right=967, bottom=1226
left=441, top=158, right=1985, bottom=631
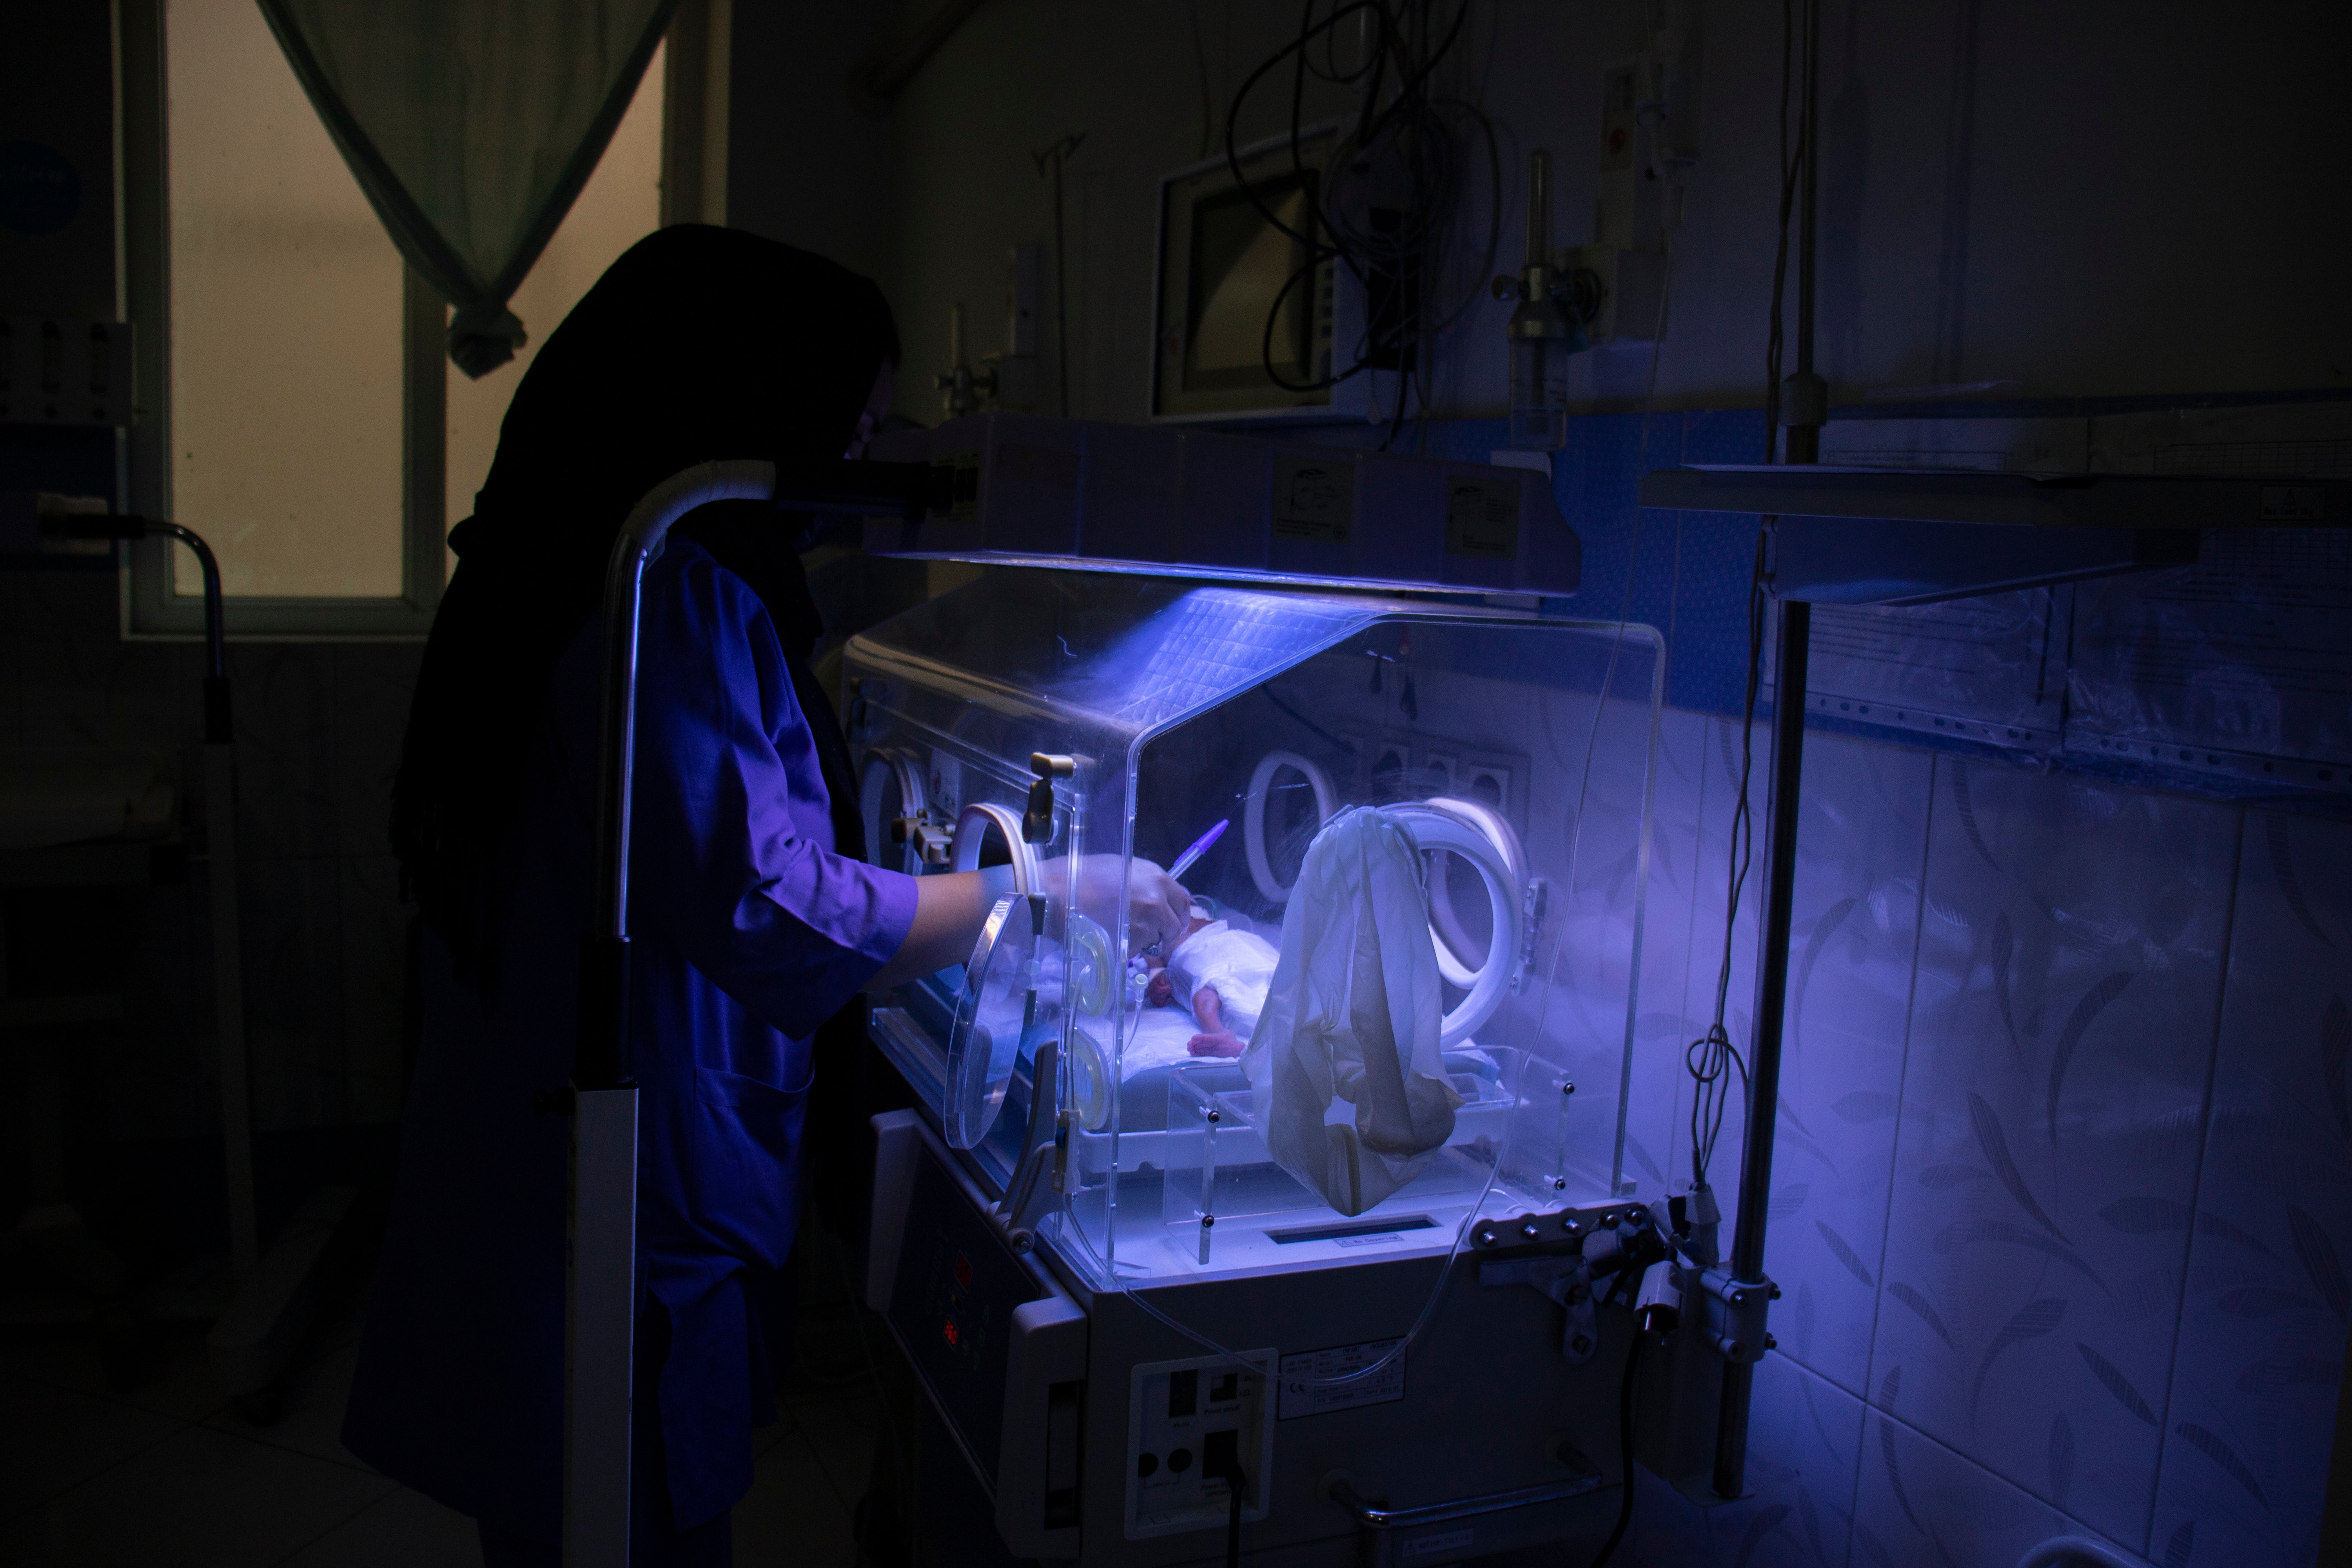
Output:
left=1218, top=1, right=1500, bottom=397
left=1586, top=1331, right=1648, bottom=1568
left=1188, top=2, right=1216, bottom=158
left=1686, top=0, right=1803, bottom=1199
left=1205, top=1439, right=1246, bottom=1568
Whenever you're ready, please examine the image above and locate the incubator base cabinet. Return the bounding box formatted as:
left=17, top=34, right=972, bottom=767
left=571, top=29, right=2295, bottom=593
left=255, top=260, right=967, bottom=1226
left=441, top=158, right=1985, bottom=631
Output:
left=845, top=570, right=1669, bottom=1564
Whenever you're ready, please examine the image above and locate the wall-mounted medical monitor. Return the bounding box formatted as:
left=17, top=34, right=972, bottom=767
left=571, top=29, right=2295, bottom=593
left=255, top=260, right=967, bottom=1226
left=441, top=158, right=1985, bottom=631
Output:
left=1152, top=129, right=1367, bottom=424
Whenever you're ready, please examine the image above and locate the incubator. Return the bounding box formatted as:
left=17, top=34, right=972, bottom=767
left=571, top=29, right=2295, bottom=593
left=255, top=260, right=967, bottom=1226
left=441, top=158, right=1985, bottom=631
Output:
left=846, top=558, right=1668, bottom=1565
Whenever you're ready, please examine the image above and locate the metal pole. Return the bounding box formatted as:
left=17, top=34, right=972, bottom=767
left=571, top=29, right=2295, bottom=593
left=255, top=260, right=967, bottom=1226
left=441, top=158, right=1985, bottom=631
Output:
left=152, top=523, right=258, bottom=1284
left=1712, top=593, right=1811, bottom=1498
left=1034, top=134, right=1084, bottom=418
left=567, top=461, right=780, bottom=1568
left=561, top=460, right=944, bottom=1566
left=567, top=531, right=647, bottom=1568
left=39, top=513, right=253, bottom=1283
left=1526, top=148, right=1550, bottom=270
left=1782, top=0, right=1825, bottom=466
left=1052, top=149, right=1069, bottom=417
left=1718, top=0, right=1822, bottom=1491
left=1795, top=0, right=1818, bottom=379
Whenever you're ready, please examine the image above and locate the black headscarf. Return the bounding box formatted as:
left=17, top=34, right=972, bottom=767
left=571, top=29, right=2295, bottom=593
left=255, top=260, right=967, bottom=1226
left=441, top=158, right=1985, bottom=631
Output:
left=391, top=225, right=900, bottom=985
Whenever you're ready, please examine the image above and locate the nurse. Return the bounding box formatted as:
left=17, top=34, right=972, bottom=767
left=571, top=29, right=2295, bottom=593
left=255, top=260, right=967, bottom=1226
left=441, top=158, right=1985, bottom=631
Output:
left=349, top=226, right=1189, bottom=1565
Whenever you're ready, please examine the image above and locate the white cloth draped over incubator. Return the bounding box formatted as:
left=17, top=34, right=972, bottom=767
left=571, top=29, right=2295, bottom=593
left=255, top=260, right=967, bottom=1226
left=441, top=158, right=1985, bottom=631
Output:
left=1243, top=808, right=1464, bottom=1216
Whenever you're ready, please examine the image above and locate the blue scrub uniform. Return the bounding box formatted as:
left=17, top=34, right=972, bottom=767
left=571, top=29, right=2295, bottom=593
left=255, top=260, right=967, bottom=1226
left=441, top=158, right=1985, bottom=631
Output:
left=343, top=539, right=917, bottom=1546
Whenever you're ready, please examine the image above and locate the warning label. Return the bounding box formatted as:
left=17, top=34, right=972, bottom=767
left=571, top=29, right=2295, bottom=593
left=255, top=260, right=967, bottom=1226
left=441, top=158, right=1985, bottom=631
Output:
left=1273, top=456, right=1355, bottom=544
left=1445, top=476, right=1520, bottom=560
left=933, top=450, right=980, bottom=517
left=1278, top=1339, right=1405, bottom=1420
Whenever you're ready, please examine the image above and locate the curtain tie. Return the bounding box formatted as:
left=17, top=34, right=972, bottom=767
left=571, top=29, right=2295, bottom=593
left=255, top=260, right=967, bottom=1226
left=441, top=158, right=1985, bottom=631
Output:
left=449, top=303, right=529, bottom=379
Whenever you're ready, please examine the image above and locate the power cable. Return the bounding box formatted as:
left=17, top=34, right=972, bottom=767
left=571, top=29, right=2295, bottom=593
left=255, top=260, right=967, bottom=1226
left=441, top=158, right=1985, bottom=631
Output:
left=1218, top=1, right=1500, bottom=397
left=1686, top=0, right=1804, bottom=1199
left=1585, top=1331, right=1648, bottom=1568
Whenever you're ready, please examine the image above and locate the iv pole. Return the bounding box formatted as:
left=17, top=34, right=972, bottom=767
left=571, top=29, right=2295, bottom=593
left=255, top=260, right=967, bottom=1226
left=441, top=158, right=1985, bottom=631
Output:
left=31, top=513, right=258, bottom=1280
left=1714, top=0, right=1824, bottom=1500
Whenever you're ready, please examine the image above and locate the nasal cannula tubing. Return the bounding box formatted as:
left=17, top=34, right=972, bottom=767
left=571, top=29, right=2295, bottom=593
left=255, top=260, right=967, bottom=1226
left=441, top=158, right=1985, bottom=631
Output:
left=1117, top=608, right=1654, bottom=1392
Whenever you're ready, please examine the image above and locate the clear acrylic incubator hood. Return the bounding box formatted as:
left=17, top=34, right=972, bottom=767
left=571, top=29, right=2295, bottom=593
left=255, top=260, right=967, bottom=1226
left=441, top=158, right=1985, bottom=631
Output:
left=843, top=566, right=1664, bottom=1294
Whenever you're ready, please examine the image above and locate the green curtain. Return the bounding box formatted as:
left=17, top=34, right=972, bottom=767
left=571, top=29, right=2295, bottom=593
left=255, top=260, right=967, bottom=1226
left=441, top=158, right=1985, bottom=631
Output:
left=257, top=0, right=677, bottom=377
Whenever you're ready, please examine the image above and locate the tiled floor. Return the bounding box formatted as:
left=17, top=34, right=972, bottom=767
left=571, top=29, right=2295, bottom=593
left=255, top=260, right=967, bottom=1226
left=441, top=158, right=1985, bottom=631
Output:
left=0, top=1279, right=883, bottom=1566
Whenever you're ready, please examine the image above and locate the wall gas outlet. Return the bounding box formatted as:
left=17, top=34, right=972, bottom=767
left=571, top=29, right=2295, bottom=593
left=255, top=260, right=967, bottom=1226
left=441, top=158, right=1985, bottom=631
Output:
left=1562, top=243, right=1666, bottom=345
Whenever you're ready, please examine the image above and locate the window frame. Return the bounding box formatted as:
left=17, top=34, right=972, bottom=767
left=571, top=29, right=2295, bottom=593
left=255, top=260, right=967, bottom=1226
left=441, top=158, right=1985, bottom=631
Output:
left=115, top=0, right=717, bottom=642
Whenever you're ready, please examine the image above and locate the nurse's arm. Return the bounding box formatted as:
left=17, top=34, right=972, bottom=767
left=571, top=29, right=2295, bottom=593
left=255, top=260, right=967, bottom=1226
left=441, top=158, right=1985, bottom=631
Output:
left=862, top=854, right=1194, bottom=994
left=864, top=867, right=1016, bottom=992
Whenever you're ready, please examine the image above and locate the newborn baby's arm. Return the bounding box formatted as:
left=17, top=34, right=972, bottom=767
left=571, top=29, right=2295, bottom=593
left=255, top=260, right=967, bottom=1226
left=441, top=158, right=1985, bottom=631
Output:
left=1187, top=986, right=1247, bottom=1057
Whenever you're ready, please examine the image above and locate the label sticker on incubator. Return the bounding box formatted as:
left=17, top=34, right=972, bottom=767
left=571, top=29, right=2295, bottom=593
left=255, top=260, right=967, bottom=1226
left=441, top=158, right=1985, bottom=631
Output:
left=1272, top=456, right=1354, bottom=544
left=1278, top=1339, right=1404, bottom=1419
left=1402, top=1528, right=1477, bottom=1560
left=1445, top=476, right=1520, bottom=561
left=933, top=450, right=980, bottom=517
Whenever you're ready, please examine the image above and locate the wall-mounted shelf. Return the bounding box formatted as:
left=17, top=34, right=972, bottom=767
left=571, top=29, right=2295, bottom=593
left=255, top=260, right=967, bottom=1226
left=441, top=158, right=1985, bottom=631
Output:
left=1639, top=465, right=2343, bottom=605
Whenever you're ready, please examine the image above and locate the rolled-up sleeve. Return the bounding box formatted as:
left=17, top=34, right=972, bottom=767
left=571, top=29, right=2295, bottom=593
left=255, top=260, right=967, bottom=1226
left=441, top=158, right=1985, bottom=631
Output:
left=629, top=549, right=917, bottom=1039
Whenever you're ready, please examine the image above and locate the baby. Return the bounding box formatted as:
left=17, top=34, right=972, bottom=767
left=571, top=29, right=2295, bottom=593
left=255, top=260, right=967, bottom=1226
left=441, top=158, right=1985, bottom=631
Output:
left=1145, top=912, right=1282, bottom=1057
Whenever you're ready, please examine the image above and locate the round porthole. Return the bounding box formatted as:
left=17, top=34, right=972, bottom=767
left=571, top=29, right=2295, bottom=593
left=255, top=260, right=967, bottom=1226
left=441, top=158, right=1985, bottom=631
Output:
left=856, top=750, right=925, bottom=874
left=1067, top=915, right=1114, bottom=1017
left=1388, top=801, right=1525, bottom=1047
left=1243, top=750, right=1337, bottom=905
left=1067, top=1026, right=1111, bottom=1132
left=945, top=893, right=1038, bottom=1149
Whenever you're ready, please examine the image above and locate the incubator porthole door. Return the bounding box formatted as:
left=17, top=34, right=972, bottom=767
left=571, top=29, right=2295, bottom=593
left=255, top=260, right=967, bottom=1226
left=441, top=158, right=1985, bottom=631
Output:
left=1067, top=1026, right=1112, bottom=1131
left=858, top=750, right=926, bottom=874
left=945, top=892, right=1040, bottom=1149
left=1420, top=794, right=1530, bottom=992
left=1066, top=915, right=1114, bottom=1017
left=1243, top=750, right=1336, bottom=904
left=949, top=801, right=1042, bottom=892
left=1388, top=802, right=1524, bottom=1047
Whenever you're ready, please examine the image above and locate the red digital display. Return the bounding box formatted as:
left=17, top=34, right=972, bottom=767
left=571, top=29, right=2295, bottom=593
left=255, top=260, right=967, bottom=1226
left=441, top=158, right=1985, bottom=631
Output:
left=943, top=1319, right=960, bottom=1347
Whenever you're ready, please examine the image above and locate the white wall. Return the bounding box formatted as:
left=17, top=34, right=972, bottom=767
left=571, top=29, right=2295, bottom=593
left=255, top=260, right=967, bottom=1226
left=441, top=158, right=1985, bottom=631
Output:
left=725, top=2, right=898, bottom=286
left=741, top=0, right=2352, bottom=423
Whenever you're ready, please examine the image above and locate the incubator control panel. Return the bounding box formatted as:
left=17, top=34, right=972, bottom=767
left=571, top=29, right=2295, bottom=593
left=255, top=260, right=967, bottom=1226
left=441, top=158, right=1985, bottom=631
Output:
left=1123, top=1350, right=1276, bottom=1539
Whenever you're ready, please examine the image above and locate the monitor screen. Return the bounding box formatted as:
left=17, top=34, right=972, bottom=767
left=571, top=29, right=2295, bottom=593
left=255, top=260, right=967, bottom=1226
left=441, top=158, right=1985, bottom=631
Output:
left=1155, top=131, right=1341, bottom=420
left=1183, top=173, right=1317, bottom=392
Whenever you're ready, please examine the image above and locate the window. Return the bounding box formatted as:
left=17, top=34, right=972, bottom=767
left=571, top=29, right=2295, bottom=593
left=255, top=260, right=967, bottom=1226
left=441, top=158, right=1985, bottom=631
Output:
left=122, top=0, right=671, bottom=637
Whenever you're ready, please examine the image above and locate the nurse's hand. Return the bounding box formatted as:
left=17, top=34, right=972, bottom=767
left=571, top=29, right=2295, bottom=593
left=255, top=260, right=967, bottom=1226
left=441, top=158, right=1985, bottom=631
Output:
left=1048, top=854, right=1192, bottom=955
left=867, top=855, right=1191, bottom=995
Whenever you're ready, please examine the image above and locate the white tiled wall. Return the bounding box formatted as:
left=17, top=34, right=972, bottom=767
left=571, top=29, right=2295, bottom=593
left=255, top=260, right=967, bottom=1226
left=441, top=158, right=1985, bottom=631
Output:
left=1625, top=710, right=2352, bottom=1568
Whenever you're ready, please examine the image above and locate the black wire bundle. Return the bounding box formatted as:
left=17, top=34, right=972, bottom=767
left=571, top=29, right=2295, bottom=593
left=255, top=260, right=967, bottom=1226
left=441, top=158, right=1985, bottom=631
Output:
left=1221, top=0, right=1503, bottom=445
